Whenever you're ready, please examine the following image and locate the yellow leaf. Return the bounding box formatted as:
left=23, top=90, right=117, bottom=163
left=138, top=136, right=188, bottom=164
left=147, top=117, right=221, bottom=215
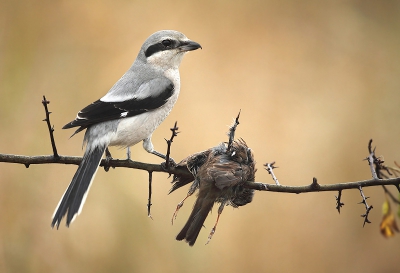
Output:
left=380, top=214, right=399, bottom=237
left=382, top=199, right=390, bottom=215
left=380, top=198, right=400, bottom=238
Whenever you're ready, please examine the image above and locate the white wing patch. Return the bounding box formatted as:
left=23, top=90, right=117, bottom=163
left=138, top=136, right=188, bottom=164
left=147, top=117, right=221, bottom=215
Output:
left=120, top=111, right=128, bottom=117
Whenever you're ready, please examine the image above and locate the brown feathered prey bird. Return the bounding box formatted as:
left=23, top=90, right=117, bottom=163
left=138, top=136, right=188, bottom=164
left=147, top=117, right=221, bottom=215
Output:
left=170, top=139, right=256, bottom=246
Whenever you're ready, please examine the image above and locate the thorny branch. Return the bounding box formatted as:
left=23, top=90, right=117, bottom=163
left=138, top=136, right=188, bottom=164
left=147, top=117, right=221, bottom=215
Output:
left=358, top=185, right=373, bottom=227
left=147, top=171, right=153, bottom=219
left=1, top=153, right=399, bottom=193
left=335, top=190, right=344, bottom=214
left=365, top=141, right=400, bottom=201
left=164, top=121, right=179, bottom=169
left=365, top=139, right=392, bottom=180
left=264, top=161, right=280, bottom=185
left=227, top=110, right=240, bottom=151
left=42, top=96, right=59, bottom=158
left=242, top=177, right=400, bottom=193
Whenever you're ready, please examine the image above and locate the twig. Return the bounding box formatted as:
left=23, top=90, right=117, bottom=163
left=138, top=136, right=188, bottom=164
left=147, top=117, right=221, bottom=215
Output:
left=366, top=140, right=400, bottom=194
left=264, top=161, right=280, bottom=185
left=42, top=96, right=59, bottom=158
left=366, top=139, right=392, bottom=179
left=382, top=185, right=400, bottom=205
left=164, top=121, right=179, bottom=169
left=311, top=177, right=320, bottom=190
left=386, top=164, right=400, bottom=178
left=335, top=190, right=344, bottom=214
left=358, top=185, right=373, bottom=227
left=227, top=110, right=240, bottom=151
left=147, top=171, right=153, bottom=219
left=365, top=139, right=378, bottom=179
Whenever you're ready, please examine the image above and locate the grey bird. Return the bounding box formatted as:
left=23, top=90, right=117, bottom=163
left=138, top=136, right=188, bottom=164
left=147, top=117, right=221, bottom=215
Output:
left=51, top=30, right=201, bottom=228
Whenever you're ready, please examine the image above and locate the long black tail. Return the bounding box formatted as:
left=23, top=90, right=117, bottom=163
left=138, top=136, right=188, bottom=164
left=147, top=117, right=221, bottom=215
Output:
left=176, top=193, right=216, bottom=246
left=51, top=145, right=106, bottom=228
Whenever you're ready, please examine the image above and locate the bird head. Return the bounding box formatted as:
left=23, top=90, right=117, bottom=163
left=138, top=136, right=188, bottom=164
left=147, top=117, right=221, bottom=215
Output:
left=140, top=30, right=202, bottom=69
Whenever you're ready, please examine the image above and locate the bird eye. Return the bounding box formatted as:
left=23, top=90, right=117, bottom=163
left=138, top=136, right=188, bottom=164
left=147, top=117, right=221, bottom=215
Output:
left=161, top=39, right=172, bottom=47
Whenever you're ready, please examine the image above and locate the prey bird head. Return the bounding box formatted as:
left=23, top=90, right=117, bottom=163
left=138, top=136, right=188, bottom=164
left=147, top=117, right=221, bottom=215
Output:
left=139, top=30, right=202, bottom=69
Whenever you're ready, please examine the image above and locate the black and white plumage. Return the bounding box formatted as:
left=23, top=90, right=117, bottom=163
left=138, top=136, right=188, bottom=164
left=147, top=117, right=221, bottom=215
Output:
left=51, top=30, right=201, bottom=228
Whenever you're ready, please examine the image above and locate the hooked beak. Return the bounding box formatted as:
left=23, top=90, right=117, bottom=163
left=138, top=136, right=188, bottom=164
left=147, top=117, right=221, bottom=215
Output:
left=179, top=40, right=202, bottom=52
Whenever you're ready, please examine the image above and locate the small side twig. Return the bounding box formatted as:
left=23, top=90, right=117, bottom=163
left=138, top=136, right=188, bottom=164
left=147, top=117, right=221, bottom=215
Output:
left=310, top=177, right=320, bottom=190
left=358, top=185, right=373, bottom=227
left=164, top=121, right=179, bottom=169
left=365, top=139, right=392, bottom=179
left=382, top=185, right=400, bottom=205
left=42, top=96, right=59, bottom=158
left=264, top=161, right=280, bottom=185
left=227, top=110, right=241, bottom=151
left=147, top=171, right=153, bottom=219
left=335, top=190, right=344, bottom=214
left=366, top=139, right=378, bottom=179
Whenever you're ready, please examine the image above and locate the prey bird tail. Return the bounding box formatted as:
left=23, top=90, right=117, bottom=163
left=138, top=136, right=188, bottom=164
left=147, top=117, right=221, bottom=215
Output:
left=176, top=191, right=217, bottom=246
left=51, top=144, right=107, bottom=228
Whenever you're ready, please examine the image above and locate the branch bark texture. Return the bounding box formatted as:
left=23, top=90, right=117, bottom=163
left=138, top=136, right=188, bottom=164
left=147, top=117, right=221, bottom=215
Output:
left=1, top=153, right=399, bottom=194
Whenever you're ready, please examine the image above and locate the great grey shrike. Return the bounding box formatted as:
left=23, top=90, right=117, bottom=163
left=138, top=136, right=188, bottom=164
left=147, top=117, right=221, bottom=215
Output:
left=51, top=30, right=201, bottom=228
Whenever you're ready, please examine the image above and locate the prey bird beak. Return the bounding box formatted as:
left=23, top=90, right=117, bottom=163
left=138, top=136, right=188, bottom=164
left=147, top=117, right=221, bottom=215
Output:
left=179, top=40, right=202, bottom=52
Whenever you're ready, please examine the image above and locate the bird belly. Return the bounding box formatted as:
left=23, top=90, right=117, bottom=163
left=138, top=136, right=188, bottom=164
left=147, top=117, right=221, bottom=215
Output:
left=109, top=91, right=179, bottom=148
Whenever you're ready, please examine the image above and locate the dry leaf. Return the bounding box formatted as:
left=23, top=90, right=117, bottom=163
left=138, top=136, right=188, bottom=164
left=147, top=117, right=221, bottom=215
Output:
left=380, top=198, right=399, bottom=238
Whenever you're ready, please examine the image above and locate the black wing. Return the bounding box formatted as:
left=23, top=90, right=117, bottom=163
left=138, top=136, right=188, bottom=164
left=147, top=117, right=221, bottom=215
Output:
left=63, top=80, right=174, bottom=136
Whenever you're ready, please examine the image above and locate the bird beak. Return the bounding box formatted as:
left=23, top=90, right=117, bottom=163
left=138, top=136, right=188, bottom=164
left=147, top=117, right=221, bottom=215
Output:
left=179, top=40, right=202, bottom=52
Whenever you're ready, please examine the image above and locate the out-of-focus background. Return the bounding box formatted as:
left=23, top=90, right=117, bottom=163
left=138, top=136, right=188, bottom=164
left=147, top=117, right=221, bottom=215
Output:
left=1, top=0, right=400, bottom=272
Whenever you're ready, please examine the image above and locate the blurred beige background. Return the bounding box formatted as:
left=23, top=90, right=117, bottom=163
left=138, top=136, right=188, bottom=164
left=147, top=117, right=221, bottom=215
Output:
left=1, top=0, right=400, bottom=272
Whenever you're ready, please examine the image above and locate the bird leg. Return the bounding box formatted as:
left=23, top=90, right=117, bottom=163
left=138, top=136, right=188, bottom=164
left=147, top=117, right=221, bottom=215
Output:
left=126, top=147, right=131, bottom=160
left=152, top=150, right=176, bottom=167
left=206, top=202, right=226, bottom=245
left=172, top=192, right=193, bottom=225
left=143, top=137, right=175, bottom=166
left=171, top=179, right=199, bottom=224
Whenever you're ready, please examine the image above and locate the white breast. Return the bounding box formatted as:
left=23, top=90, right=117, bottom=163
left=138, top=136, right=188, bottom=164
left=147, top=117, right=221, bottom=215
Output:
left=109, top=68, right=181, bottom=148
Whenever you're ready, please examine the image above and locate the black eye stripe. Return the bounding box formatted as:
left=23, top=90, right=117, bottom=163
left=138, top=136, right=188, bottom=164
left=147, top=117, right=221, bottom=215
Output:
left=145, top=39, right=178, bottom=58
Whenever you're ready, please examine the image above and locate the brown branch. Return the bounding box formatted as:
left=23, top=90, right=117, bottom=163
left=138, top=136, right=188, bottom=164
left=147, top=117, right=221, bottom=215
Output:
left=382, top=185, right=400, bottom=205
left=243, top=177, right=400, bottom=193
left=365, top=139, right=378, bottom=179
left=335, top=190, right=344, bottom=214
left=227, top=110, right=240, bottom=151
left=164, top=121, right=179, bottom=169
left=264, top=161, right=280, bottom=185
left=147, top=171, right=153, bottom=219
left=0, top=153, right=189, bottom=175
left=2, top=153, right=399, bottom=193
left=42, top=96, right=59, bottom=158
left=358, top=185, right=373, bottom=227
left=366, top=139, right=392, bottom=179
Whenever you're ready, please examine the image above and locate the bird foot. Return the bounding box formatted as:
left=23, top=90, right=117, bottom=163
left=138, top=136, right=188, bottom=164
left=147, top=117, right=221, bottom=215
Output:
left=171, top=202, right=184, bottom=225
left=161, top=158, right=176, bottom=171
left=104, top=148, right=113, bottom=172
left=206, top=227, right=216, bottom=245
